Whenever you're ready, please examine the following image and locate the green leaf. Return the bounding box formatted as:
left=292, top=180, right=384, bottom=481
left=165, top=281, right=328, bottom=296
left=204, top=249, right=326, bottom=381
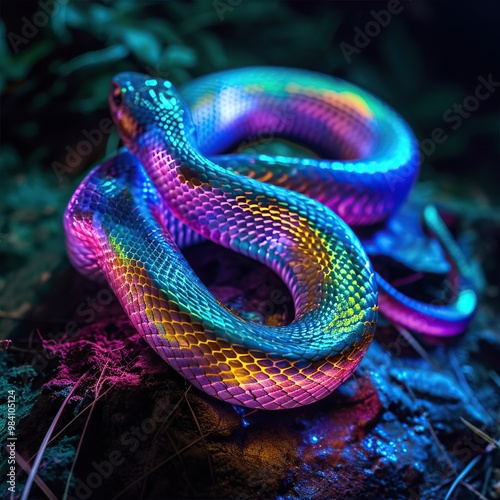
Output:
left=4, top=39, right=55, bottom=80
left=192, top=32, right=227, bottom=69
left=122, top=29, right=161, bottom=66
left=57, top=45, right=129, bottom=76
left=162, top=44, right=197, bottom=68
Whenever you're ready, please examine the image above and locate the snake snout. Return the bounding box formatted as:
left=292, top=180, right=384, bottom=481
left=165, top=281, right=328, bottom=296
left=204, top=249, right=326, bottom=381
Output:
left=109, top=72, right=199, bottom=158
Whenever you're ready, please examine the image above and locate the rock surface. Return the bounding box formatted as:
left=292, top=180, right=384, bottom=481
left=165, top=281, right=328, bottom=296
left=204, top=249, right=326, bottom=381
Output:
left=1, top=207, right=499, bottom=498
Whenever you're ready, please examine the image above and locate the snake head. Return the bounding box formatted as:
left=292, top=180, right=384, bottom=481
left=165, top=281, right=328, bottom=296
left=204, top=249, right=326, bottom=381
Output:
left=109, top=72, right=194, bottom=154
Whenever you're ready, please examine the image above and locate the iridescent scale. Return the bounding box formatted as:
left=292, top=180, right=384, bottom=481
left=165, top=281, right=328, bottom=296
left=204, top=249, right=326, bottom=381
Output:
left=64, top=67, right=475, bottom=409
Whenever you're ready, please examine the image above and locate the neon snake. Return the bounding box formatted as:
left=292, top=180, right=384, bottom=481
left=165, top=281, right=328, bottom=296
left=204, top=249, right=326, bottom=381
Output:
left=64, top=67, right=476, bottom=410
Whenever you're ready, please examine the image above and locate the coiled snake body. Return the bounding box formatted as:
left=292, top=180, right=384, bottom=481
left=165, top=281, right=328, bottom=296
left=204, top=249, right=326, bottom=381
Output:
left=65, top=67, right=476, bottom=409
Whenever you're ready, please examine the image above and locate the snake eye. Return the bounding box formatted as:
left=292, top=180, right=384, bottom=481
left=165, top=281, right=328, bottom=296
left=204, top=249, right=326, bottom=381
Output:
left=112, top=87, right=123, bottom=106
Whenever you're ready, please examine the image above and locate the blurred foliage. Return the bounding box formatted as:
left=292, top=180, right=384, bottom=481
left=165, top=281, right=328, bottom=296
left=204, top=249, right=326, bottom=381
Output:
left=1, top=1, right=498, bottom=177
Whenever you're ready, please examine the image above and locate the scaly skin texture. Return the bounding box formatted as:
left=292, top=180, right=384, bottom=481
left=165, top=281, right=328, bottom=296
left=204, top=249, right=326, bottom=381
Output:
left=64, top=67, right=476, bottom=409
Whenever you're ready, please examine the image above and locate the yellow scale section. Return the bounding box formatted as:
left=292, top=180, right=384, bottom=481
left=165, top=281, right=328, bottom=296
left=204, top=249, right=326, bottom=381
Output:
left=106, top=190, right=376, bottom=408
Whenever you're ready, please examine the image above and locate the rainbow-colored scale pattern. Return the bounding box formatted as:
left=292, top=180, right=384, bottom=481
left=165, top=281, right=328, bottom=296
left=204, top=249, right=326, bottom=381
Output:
left=64, top=67, right=474, bottom=409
